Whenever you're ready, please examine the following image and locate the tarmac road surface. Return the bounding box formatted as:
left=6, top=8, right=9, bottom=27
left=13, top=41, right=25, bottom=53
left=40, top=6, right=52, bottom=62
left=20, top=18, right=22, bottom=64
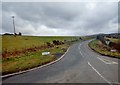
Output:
left=2, top=40, right=119, bottom=84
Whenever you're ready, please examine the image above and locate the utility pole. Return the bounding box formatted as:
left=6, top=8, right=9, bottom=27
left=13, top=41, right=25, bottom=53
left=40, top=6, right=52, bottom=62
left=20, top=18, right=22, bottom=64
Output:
left=12, top=16, right=16, bottom=35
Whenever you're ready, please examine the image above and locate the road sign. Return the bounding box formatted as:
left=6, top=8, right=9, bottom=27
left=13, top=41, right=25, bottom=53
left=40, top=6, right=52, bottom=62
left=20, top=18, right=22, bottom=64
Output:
left=42, top=52, right=50, bottom=55
left=105, top=40, right=110, bottom=46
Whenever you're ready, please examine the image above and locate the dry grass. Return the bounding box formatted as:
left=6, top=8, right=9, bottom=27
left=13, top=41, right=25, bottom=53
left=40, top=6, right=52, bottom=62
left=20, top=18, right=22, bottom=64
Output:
left=89, top=40, right=120, bottom=59
left=2, top=44, right=69, bottom=75
left=2, top=35, right=76, bottom=75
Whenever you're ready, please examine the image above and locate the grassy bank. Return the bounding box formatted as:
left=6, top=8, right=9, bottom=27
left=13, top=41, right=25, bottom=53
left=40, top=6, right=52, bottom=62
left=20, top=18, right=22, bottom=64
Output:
left=89, top=40, right=120, bottom=59
left=2, top=44, right=68, bottom=75
left=1, top=35, right=79, bottom=75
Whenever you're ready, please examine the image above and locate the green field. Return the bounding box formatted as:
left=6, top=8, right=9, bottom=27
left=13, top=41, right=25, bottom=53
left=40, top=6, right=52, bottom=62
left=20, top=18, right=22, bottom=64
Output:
left=1, top=35, right=81, bottom=75
left=89, top=39, right=120, bottom=58
left=2, top=35, right=79, bottom=53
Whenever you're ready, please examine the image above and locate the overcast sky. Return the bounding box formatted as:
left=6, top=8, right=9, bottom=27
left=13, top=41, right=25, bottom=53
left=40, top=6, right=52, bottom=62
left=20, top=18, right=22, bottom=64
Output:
left=2, top=2, right=118, bottom=36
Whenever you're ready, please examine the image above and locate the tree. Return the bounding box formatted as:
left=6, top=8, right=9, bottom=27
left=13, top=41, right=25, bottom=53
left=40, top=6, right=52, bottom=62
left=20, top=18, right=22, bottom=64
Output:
left=18, top=32, right=22, bottom=36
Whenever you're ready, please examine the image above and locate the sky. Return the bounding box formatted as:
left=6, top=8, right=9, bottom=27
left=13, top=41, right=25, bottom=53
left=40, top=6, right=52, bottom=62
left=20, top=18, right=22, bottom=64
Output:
left=1, top=1, right=118, bottom=36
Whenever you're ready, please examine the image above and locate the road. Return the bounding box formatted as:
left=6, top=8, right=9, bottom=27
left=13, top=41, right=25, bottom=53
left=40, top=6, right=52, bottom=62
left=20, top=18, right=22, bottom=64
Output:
left=2, top=40, right=119, bottom=84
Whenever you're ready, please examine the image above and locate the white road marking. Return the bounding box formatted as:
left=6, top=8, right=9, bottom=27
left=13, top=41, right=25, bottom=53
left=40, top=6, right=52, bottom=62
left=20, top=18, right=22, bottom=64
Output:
left=79, top=50, right=84, bottom=58
left=79, top=41, right=118, bottom=84
left=78, top=44, right=84, bottom=58
left=88, top=62, right=112, bottom=85
left=78, top=44, right=82, bottom=49
left=79, top=44, right=82, bottom=46
left=97, top=57, right=118, bottom=65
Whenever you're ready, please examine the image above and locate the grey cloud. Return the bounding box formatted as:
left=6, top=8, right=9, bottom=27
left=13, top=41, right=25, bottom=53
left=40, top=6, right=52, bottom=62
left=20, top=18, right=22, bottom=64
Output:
left=2, top=2, right=118, bottom=36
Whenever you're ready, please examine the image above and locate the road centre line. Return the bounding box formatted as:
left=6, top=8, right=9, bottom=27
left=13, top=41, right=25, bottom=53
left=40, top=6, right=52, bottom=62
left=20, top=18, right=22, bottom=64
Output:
left=87, top=62, right=112, bottom=85
left=97, top=57, right=118, bottom=65
left=79, top=50, right=84, bottom=58
left=78, top=44, right=85, bottom=58
left=79, top=41, right=117, bottom=84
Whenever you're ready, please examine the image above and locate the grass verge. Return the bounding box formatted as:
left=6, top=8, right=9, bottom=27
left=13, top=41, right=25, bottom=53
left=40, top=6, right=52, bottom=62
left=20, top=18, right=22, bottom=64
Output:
left=1, top=35, right=90, bottom=75
left=88, top=40, right=120, bottom=59
left=2, top=44, right=69, bottom=75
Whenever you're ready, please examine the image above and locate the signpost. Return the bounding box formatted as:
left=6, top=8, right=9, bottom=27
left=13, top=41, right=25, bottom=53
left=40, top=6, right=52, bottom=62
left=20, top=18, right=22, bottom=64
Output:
left=42, top=52, right=50, bottom=55
left=105, top=40, right=110, bottom=46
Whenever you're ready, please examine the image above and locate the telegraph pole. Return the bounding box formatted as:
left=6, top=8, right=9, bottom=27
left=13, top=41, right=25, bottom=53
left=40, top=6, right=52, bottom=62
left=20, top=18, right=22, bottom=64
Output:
left=12, top=16, right=16, bottom=35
